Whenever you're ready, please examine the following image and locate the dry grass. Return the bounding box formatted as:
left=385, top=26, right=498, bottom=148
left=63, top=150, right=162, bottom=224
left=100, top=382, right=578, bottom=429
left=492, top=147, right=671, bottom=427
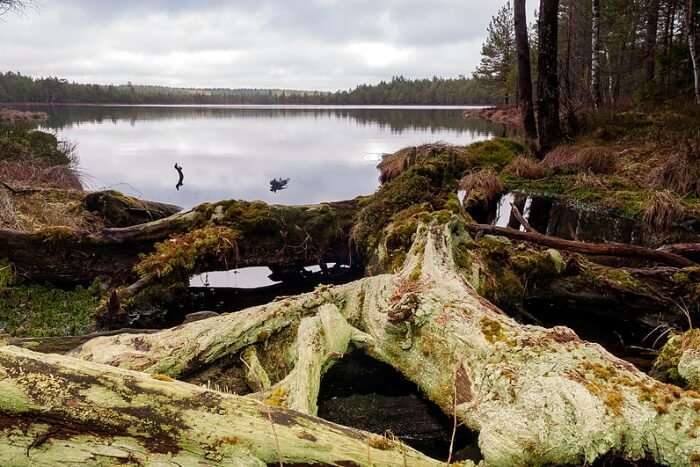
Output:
left=503, top=156, right=546, bottom=179
left=643, top=190, right=685, bottom=230
left=542, top=146, right=617, bottom=174
left=0, top=189, right=102, bottom=232
left=647, top=153, right=698, bottom=197
left=378, top=143, right=466, bottom=183
left=0, top=189, right=20, bottom=229
left=572, top=172, right=612, bottom=190
left=459, top=168, right=504, bottom=206
left=0, top=160, right=82, bottom=191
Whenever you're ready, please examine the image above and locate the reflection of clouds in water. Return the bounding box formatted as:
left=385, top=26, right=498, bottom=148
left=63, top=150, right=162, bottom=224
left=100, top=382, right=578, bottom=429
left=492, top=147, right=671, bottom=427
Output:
left=48, top=107, right=498, bottom=207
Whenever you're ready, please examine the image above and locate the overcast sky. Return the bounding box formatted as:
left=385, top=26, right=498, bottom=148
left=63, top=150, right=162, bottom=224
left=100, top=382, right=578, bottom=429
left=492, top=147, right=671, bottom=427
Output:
left=0, top=1, right=521, bottom=91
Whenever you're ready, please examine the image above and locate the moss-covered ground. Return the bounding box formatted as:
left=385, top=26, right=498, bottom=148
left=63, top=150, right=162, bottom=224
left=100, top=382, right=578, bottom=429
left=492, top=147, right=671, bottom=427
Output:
left=0, top=283, right=99, bottom=337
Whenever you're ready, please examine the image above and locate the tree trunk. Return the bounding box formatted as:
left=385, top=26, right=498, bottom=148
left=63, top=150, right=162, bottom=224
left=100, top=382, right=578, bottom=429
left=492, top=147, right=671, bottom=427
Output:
left=514, top=0, right=538, bottom=141
left=591, top=0, right=602, bottom=108
left=645, top=0, right=661, bottom=86
left=537, top=0, right=562, bottom=154
left=689, top=0, right=700, bottom=104
left=0, top=345, right=441, bottom=466
left=25, top=220, right=698, bottom=467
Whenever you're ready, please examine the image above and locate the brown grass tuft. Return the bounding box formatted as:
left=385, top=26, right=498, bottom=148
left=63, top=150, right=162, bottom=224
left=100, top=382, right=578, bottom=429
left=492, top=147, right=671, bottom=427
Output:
left=0, top=160, right=82, bottom=191
left=459, top=168, right=504, bottom=206
left=542, top=146, right=617, bottom=174
left=572, top=172, right=611, bottom=190
left=647, top=153, right=698, bottom=197
left=643, top=190, right=685, bottom=230
left=378, top=143, right=467, bottom=183
left=503, top=156, right=546, bottom=179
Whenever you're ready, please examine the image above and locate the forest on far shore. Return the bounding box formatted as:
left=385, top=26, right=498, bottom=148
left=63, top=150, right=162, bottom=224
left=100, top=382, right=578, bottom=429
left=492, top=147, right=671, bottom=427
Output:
left=0, top=73, right=497, bottom=106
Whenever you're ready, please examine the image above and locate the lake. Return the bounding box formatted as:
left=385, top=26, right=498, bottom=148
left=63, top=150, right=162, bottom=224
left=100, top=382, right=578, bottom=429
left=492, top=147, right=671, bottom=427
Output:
left=32, top=105, right=502, bottom=209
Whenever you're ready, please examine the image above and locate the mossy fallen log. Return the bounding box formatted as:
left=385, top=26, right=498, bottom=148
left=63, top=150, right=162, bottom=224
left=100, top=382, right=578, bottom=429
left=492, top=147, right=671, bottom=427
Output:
left=0, top=199, right=359, bottom=285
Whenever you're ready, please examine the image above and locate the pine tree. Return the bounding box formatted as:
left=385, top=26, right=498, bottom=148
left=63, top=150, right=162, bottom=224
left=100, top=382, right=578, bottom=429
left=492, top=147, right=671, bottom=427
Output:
left=473, top=2, right=517, bottom=105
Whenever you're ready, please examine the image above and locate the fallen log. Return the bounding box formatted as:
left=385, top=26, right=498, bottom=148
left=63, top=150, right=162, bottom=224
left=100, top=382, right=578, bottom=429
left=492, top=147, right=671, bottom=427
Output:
left=466, top=223, right=696, bottom=268
left=658, top=243, right=700, bottom=262
left=66, top=220, right=700, bottom=466
left=0, top=345, right=442, bottom=466
left=2, top=328, right=159, bottom=354
left=0, top=198, right=359, bottom=284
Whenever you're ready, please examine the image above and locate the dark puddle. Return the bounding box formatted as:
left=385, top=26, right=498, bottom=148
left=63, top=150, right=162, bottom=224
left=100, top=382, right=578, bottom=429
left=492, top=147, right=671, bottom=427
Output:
left=128, top=263, right=361, bottom=328
left=318, top=352, right=482, bottom=463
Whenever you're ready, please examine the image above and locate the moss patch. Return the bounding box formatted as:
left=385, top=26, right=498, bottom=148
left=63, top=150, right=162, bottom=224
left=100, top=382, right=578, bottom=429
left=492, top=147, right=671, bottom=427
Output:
left=0, top=283, right=99, bottom=337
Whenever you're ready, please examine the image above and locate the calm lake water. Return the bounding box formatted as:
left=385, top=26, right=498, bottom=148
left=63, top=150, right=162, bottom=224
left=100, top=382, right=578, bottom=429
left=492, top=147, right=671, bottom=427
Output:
left=31, top=105, right=502, bottom=208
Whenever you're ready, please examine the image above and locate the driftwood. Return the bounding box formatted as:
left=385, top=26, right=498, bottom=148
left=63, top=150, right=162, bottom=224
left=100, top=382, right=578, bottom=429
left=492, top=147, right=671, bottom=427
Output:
left=466, top=223, right=696, bottom=268
left=0, top=225, right=688, bottom=466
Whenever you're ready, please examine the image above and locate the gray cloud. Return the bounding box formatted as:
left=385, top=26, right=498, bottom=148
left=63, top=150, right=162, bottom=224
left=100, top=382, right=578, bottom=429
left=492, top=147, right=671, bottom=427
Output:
left=0, top=0, right=524, bottom=90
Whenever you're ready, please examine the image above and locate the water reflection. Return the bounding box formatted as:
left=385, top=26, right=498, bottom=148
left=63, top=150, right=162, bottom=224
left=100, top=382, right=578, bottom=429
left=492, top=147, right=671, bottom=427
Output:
left=27, top=105, right=501, bottom=208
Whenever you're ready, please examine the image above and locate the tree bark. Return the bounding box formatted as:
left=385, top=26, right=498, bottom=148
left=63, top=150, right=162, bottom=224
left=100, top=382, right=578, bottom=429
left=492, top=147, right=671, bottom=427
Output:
left=537, top=0, right=562, bottom=154
left=48, top=220, right=700, bottom=466
left=514, top=0, right=538, bottom=141
left=689, top=0, right=700, bottom=104
left=591, top=0, right=602, bottom=108
left=465, top=223, right=696, bottom=267
left=645, top=0, right=661, bottom=86
left=0, top=345, right=441, bottom=466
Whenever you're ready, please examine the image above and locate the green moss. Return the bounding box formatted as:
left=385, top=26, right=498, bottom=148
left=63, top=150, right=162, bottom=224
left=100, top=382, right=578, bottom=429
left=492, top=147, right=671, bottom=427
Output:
left=651, top=330, right=700, bottom=387
left=135, top=226, right=240, bottom=279
left=0, top=127, right=69, bottom=165
left=467, top=138, right=523, bottom=170
left=0, top=284, right=99, bottom=337
left=480, top=316, right=507, bottom=343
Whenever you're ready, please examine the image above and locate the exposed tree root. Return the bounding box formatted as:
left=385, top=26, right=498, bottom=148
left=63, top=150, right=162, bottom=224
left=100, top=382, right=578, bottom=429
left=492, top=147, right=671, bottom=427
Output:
left=56, top=220, right=700, bottom=466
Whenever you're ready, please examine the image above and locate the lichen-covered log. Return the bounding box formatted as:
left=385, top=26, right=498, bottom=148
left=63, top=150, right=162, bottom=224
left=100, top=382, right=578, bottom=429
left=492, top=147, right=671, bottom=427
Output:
left=0, top=345, right=444, bottom=466
left=70, top=218, right=700, bottom=466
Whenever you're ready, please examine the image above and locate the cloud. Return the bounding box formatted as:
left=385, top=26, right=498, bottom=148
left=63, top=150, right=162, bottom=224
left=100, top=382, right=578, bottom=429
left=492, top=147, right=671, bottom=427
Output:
left=0, top=0, right=523, bottom=90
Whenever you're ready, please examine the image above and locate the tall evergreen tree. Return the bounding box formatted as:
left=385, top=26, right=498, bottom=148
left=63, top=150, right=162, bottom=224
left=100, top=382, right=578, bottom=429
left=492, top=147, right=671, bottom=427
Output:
left=473, top=2, right=517, bottom=105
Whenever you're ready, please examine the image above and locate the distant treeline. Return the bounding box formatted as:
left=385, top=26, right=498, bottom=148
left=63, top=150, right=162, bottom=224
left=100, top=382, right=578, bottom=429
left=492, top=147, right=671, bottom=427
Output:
left=0, top=72, right=498, bottom=106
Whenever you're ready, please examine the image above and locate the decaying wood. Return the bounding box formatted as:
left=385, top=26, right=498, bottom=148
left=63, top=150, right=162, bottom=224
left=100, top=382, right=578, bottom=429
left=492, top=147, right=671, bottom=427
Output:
left=0, top=345, right=442, bottom=466
left=466, top=223, right=696, bottom=267
left=53, top=220, right=700, bottom=466
left=0, top=198, right=359, bottom=284
left=1, top=328, right=159, bottom=354
left=509, top=202, right=538, bottom=233
left=658, top=242, right=700, bottom=261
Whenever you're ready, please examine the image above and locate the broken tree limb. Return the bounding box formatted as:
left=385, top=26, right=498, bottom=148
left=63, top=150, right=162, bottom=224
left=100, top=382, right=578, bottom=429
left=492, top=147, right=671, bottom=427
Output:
left=509, top=202, right=538, bottom=233
left=68, top=219, right=700, bottom=466
left=0, top=345, right=444, bottom=466
left=465, top=223, right=696, bottom=268
left=658, top=243, right=700, bottom=262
